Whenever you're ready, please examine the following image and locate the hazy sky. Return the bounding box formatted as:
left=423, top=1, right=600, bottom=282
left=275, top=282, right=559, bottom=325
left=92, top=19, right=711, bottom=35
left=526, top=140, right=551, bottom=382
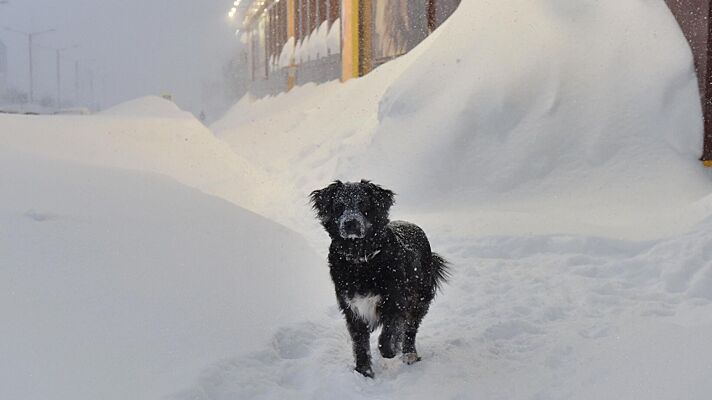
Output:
left=0, top=0, right=241, bottom=114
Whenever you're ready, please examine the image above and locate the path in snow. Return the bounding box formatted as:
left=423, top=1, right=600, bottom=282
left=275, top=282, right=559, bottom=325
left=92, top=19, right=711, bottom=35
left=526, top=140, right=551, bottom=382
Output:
left=176, top=223, right=712, bottom=400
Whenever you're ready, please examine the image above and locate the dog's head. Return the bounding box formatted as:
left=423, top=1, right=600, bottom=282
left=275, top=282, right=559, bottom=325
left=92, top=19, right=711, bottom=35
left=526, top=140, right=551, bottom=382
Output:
left=310, top=180, right=395, bottom=240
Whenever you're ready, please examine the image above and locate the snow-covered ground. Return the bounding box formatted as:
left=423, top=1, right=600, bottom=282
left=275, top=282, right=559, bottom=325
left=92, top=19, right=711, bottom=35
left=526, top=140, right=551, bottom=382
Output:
left=3, top=0, right=712, bottom=399
left=177, top=227, right=712, bottom=400
left=0, top=140, right=331, bottom=400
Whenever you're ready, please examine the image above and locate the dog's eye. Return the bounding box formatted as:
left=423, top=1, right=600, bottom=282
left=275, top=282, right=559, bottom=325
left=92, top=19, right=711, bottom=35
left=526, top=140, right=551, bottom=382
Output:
left=333, top=203, right=345, bottom=215
left=358, top=201, right=371, bottom=214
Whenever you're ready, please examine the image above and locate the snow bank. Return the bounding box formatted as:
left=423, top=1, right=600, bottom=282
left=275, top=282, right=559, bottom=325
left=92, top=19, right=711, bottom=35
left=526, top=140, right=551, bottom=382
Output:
left=100, top=95, right=193, bottom=119
left=212, top=58, right=421, bottom=234
left=0, top=149, right=331, bottom=400
left=360, top=0, right=707, bottom=208
left=295, top=38, right=305, bottom=64
left=310, top=21, right=330, bottom=60
left=279, top=37, right=295, bottom=68
left=214, top=0, right=712, bottom=239
left=327, top=19, right=341, bottom=55
left=0, top=110, right=282, bottom=215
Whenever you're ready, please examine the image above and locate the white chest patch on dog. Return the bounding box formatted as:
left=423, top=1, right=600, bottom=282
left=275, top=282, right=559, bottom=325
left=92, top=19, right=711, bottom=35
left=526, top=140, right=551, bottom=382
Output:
left=346, top=294, right=381, bottom=328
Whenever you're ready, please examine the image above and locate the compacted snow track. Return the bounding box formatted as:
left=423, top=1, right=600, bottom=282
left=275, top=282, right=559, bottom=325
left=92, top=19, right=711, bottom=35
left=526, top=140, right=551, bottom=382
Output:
left=177, top=224, right=712, bottom=400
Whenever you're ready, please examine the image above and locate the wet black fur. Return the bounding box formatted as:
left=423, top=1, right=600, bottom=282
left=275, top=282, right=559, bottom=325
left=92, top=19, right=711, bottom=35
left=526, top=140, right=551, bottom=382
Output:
left=310, top=180, right=449, bottom=378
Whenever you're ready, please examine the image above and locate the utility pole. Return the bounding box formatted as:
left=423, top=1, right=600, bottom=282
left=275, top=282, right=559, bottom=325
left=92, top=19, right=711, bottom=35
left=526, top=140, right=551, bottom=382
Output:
left=75, top=60, right=80, bottom=105
left=101, top=73, right=107, bottom=111
left=42, top=45, right=78, bottom=107
left=2, top=27, right=55, bottom=104
left=74, top=59, right=100, bottom=110
left=56, top=49, right=60, bottom=106
left=88, top=69, right=95, bottom=111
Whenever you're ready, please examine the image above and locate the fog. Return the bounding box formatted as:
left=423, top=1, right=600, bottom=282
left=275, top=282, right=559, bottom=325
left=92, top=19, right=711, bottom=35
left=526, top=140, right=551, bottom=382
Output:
left=0, top=0, right=242, bottom=117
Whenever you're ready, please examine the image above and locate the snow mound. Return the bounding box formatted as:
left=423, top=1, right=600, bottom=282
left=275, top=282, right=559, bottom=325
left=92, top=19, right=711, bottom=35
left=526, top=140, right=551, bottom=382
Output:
left=0, top=150, right=331, bottom=400
left=1, top=111, right=277, bottom=215
left=100, top=95, right=193, bottom=119
left=279, top=37, right=296, bottom=68
left=358, top=0, right=706, bottom=205
left=214, top=0, right=712, bottom=239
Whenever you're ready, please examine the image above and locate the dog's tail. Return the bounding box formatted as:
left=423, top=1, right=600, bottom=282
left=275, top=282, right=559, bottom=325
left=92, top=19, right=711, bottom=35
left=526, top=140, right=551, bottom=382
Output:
left=431, top=252, right=451, bottom=292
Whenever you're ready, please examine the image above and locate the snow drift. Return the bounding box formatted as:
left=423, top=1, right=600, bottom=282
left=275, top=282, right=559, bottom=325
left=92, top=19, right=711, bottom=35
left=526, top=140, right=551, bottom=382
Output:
left=214, top=0, right=712, bottom=239
left=0, top=149, right=331, bottom=400
left=99, top=95, right=194, bottom=119
left=1, top=98, right=283, bottom=215
left=364, top=0, right=704, bottom=199
left=0, top=103, right=329, bottom=399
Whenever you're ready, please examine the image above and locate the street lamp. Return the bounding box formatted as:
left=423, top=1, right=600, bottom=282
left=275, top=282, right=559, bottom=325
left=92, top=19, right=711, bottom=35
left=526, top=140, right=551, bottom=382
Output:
left=39, top=44, right=79, bottom=107
left=73, top=58, right=101, bottom=111
left=3, top=27, right=56, bottom=103
left=229, top=1, right=242, bottom=18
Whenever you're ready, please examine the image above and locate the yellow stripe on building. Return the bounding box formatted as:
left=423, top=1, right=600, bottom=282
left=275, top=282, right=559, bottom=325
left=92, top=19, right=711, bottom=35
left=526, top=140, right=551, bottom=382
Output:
left=341, top=0, right=360, bottom=82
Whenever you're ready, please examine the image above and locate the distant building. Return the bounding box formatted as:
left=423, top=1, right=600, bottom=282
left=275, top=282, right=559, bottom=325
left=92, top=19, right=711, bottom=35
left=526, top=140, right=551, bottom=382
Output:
left=0, top=40, right=7, bottom=95
left=237, top=0, right=460, bottom=97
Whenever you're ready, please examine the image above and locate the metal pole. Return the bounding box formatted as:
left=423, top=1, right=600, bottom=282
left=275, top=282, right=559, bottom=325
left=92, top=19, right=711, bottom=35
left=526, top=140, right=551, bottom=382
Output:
left=44, top=45, right=78, bottom=108
left=101, top=74, right=107, bottom=111
left=89, top=69, right=94, bottom=111
left=2, top=27, right=55, bottom=104
left=28, top=34, right=33, bottom=103
left=75, top=60, right=80, bottom=104
left=56, top=49, right=61, bottom=106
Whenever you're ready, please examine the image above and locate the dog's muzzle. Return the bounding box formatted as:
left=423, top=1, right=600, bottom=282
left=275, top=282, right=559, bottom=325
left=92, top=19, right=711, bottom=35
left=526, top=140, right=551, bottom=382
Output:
left=338, top=210, right=370, bottom=239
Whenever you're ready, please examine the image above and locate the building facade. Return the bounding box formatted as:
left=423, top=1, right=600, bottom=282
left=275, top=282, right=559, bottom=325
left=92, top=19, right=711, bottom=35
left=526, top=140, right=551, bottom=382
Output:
left=665, top=0, right=711, bottom=163
left=239, top=0, right=460, bottom=97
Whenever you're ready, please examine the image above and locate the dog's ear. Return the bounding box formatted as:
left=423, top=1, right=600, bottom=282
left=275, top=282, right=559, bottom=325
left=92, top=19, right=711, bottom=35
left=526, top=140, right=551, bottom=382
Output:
left=361, top=179, right=395, bottom=213
left=309, top=180, right=343, bottom=221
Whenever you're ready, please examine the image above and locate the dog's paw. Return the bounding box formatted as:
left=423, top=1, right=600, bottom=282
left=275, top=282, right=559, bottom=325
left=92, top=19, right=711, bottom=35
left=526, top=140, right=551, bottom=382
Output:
left=402, top=352, right=421, bottom=365
left=378, top=344, right=397, bottom=359
left=354, top=365, right=375, bottom=378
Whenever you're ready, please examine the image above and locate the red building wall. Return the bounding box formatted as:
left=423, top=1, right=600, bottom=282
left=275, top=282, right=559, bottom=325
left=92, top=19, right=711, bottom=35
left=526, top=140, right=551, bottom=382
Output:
left=664, top=0, right=711, bottom=161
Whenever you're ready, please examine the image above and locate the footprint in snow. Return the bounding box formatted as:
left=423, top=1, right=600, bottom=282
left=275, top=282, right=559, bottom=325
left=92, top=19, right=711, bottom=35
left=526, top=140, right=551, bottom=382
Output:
left=272, top=322, right=322, bottom=360
left=24, top=209, right=60, bottom=222
left=483, top=320, right=543, bottom=341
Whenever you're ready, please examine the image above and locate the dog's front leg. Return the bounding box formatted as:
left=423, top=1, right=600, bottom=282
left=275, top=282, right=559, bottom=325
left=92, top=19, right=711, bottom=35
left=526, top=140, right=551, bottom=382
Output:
left=378, top=296, right=406, bottom=359
left=344, top=309, right=374, bottom=378
left=378, top=315, right=403, bottom=359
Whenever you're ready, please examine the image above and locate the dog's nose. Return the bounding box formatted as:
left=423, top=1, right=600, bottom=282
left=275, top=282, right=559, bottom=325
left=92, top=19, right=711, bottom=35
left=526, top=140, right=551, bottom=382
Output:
left=344, top=219, right=361, bottom=234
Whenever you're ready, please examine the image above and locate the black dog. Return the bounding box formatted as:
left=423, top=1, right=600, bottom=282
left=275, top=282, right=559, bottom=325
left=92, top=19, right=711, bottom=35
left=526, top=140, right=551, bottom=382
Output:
left=310, top=180, right=448, bottom=378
